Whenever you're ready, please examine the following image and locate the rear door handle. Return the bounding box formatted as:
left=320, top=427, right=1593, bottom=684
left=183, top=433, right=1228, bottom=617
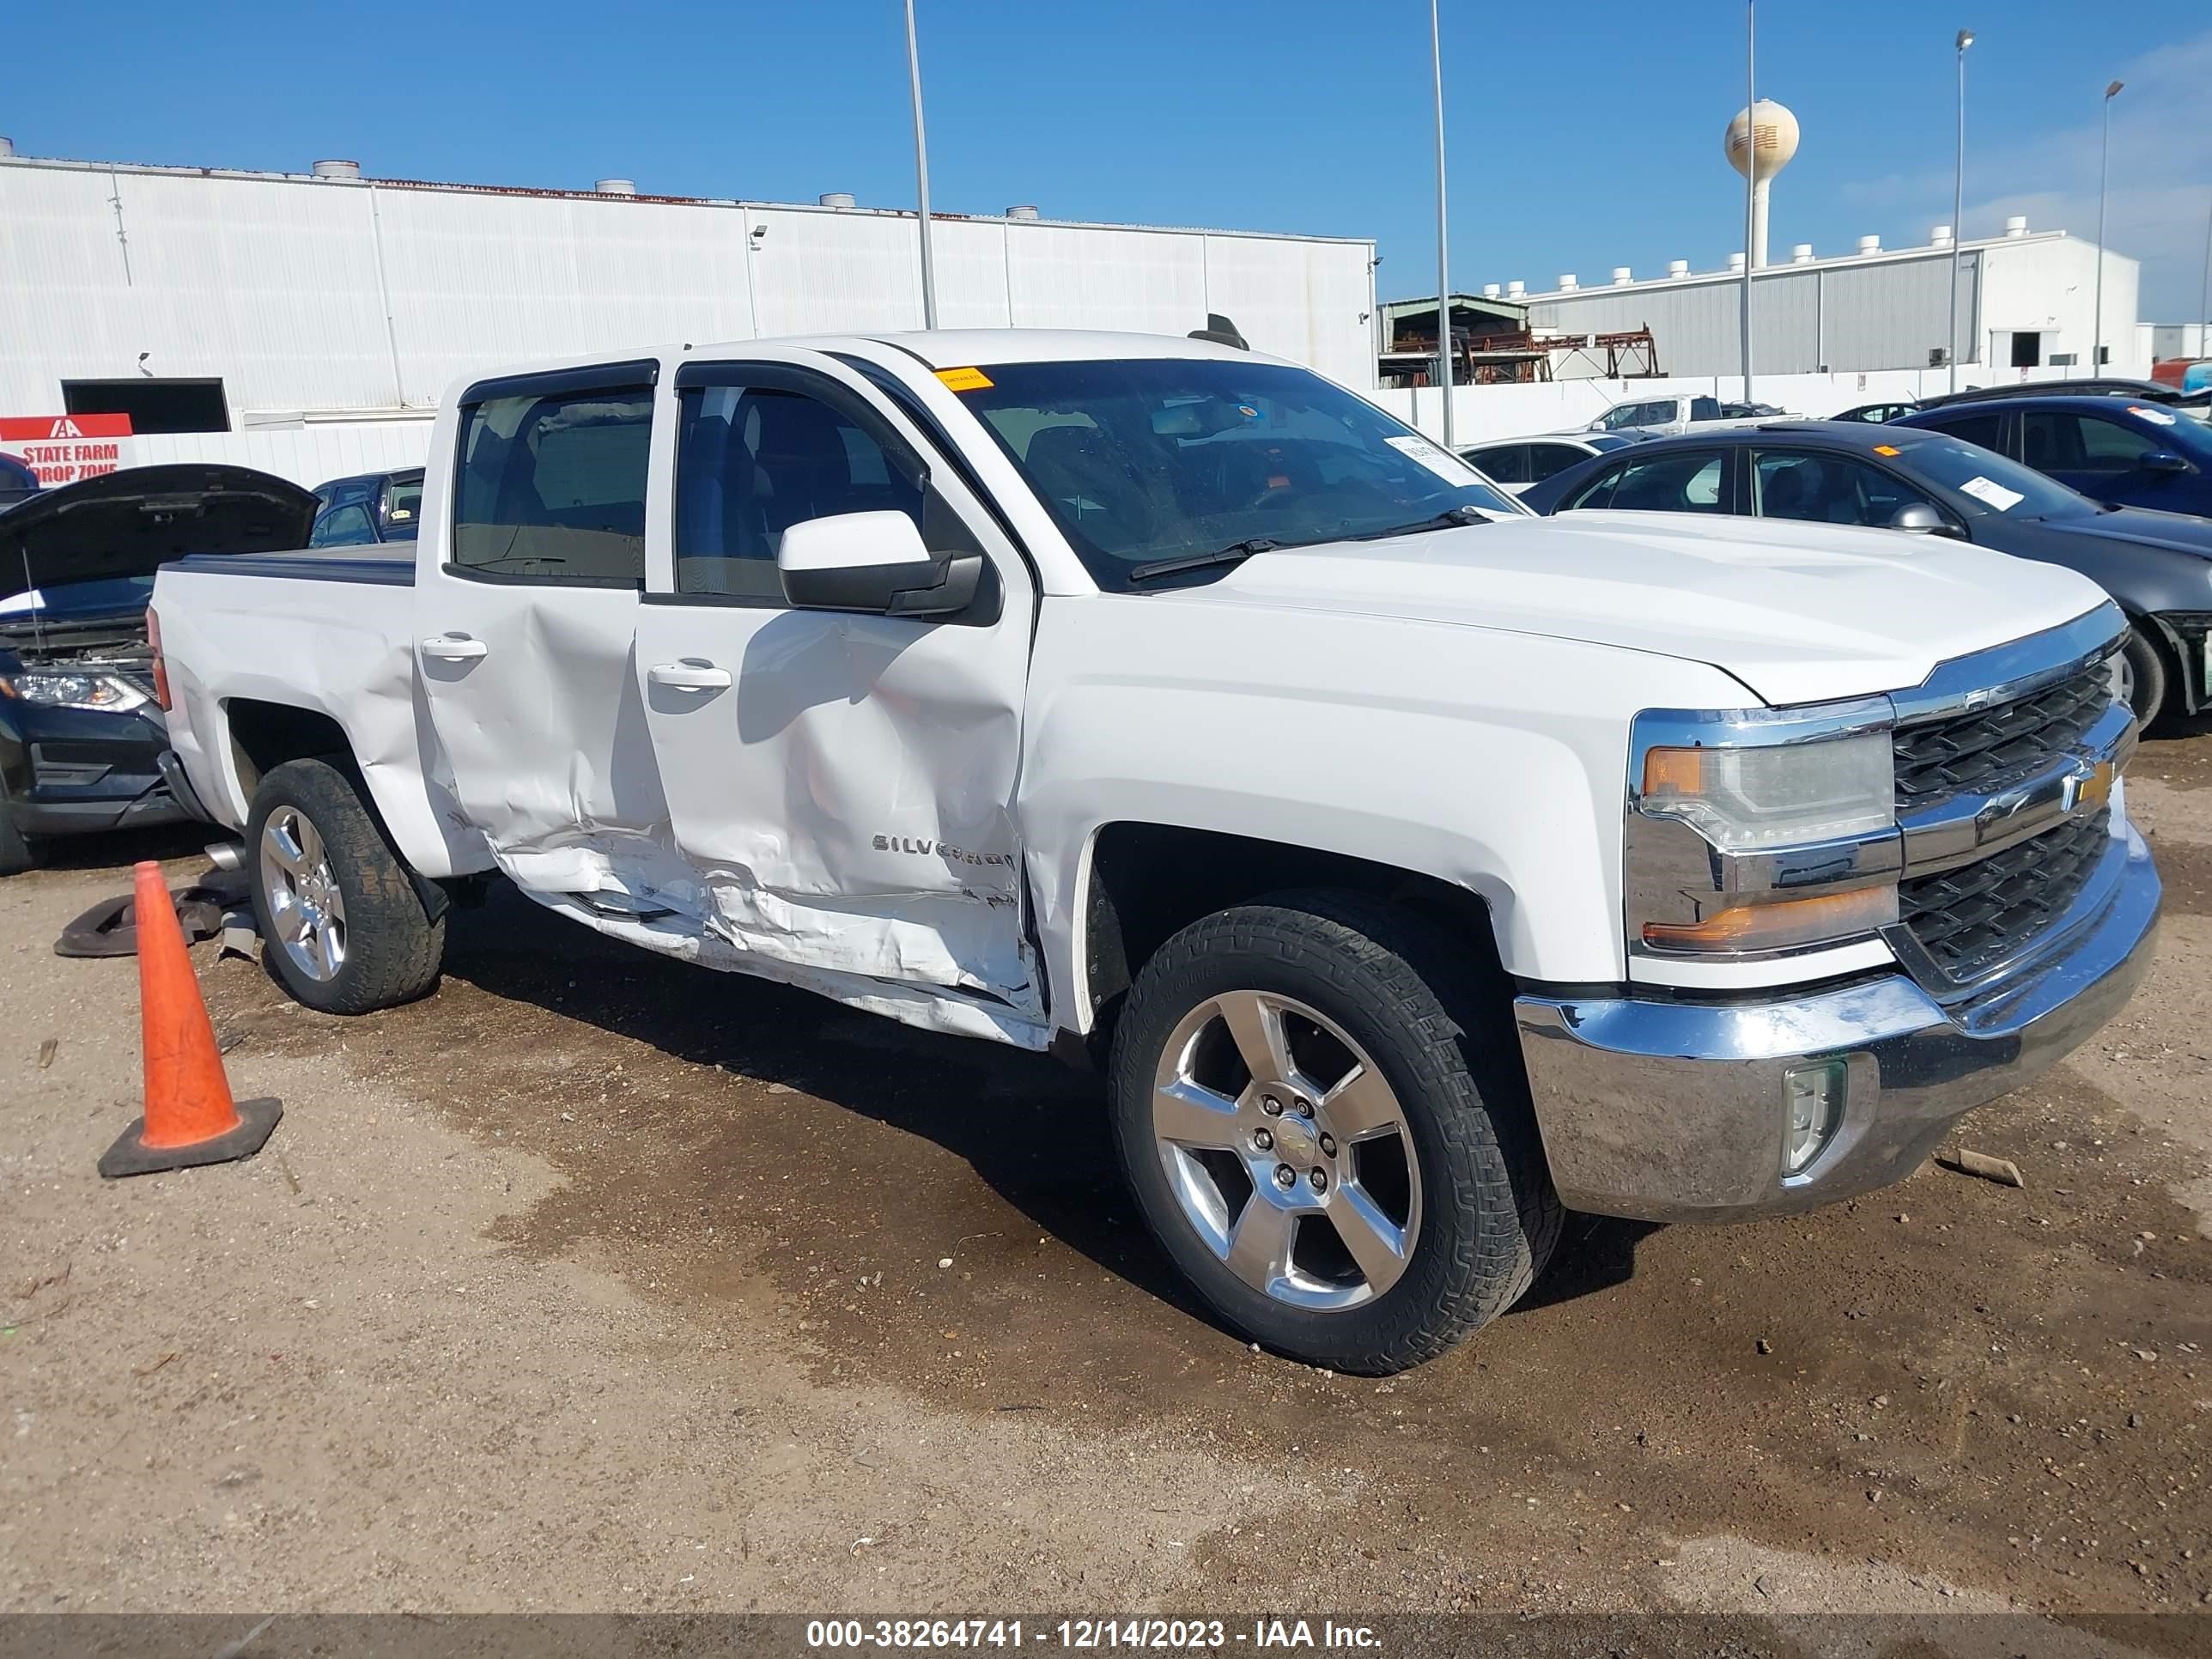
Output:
left=421, top=635, right=489, bottom=661
left=648, top=660, right=733, bottom=691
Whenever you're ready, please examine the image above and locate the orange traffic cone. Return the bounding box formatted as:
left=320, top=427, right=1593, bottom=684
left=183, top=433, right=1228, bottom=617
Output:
left=99, top=860, right=281, bottom=1178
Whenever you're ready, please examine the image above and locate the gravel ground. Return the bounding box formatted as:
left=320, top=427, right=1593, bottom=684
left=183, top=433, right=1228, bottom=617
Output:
left=3, top=738, right=2209, bottom=1644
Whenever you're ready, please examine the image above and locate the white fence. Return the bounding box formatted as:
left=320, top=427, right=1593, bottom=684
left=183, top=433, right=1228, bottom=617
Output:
left=1373, top=363, right=2092, bottom=447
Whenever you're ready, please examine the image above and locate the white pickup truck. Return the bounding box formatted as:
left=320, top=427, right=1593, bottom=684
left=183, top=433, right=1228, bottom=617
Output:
left=151, top=329, right=2159, bottom=1374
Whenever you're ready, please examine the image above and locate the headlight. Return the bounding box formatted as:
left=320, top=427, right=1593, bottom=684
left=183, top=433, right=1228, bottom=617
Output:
left=0, top=671, right=151, bottom=712
left=1638, top=732, right=1893, bottom=850
left=1627, top=720, right=1899, bottom=959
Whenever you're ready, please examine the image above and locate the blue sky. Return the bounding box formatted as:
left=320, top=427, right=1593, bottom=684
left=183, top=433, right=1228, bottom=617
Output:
left=7, top=1, right=2210, bottom=319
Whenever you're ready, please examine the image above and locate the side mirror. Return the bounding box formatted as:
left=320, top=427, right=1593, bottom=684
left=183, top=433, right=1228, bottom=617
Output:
left=1887, top=501, right=1948, bottom=534
left=777, top=510, right=981, bottom=617
left=2141, top=449, right=2194, bottom=475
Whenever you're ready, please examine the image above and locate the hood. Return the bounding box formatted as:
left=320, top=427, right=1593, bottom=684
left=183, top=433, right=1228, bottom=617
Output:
left=2052, top=504, right=2212, bottom=557
left=1170, top=510, right=2112, bottom=708
left=0, top=465, right=318, bottom=605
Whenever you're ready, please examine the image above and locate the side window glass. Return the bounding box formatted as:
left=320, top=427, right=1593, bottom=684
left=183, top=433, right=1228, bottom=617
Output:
left=452, top=386, right=653, bottom=582
left=1606, top=451, right=1728, bottom=514
left=1566, top=464, right=1622, bottom=510
left=675, top=383, right=925, bottom=600
left=1933, top=411, right=2006, bottom=455
left=1469, top=445, right=1525, bottom=484
left=1753, top=452, right=1920, bottom=526
left=382, top=478, right=422, bottom=539
left=307, top=503, right=374, bottom=547
left=1524, top=443, right=1578, bottom=483
left=1689, top=397, right=1723, bottom=422
left=2075, top=416, right=2159, bottom=471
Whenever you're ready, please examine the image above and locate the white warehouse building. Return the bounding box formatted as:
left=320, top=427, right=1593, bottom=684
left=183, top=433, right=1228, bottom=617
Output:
left=1501, top=219, right=2142, bottom=381
left=0, top=151, right=1378, bottom=436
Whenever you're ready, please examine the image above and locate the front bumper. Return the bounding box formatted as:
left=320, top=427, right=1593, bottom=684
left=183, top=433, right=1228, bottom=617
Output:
left=1, top=702, right=192, bottom=838
left=1513, top=821, right=2160, bottom=1223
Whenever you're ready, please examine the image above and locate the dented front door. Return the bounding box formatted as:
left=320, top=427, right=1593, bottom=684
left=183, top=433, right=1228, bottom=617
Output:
left=629, top=351, right=1042, bottom=1042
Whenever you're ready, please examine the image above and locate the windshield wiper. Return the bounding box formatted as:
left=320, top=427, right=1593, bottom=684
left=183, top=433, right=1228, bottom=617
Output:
left=1348, top=505, right=1491, bottom=542
left=1126, top=538, right=1282, bottom=585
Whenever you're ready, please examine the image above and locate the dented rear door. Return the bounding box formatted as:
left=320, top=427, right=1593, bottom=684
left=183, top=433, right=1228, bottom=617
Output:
left=629, top=349, right=1043, bottom=1038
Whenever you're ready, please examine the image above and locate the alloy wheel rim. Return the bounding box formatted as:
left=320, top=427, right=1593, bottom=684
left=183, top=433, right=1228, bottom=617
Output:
left=260, top=806, right=348, bottom=982
left=1151, top=989, right=1422, bottom=1312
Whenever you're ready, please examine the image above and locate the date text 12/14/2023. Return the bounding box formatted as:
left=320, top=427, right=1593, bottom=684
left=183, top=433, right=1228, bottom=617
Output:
left=804, top=1619, right=1382, bottom=1650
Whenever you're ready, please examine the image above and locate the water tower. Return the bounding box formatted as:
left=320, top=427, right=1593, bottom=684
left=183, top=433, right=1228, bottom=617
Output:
left=1724, top=99, right=1800, bottom=268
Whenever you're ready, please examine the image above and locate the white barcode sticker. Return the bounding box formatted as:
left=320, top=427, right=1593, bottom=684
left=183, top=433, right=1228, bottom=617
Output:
left=1959, top=475, right=2026, bottom=511
left=1387, top=434, right=1485, bottom=485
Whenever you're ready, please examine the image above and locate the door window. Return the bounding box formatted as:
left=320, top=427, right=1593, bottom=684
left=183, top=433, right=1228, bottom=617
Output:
left=1922, top=410, right=2005, bottom=453
left=2021, top=410, right=2160, bottom=475
left=1689, top=397, right=1723, bottom=422
left=308, top=503, right=375, bottom=546
left=1752, top=451, right=1923, bottom=526
left=673, top=380, right=927, bottom=600
left=1571, top=450, right=1727, bottom=513
left=1523, top=443, right=1585, bottom=483
left=451, top=386, right=653, bottom=582
left=381, top=477, right=422, bottom=539
left=1467, top=444, right=1526, bottom=484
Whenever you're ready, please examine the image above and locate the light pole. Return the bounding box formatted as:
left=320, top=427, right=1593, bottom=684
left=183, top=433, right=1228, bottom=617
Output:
left=1740, top=1, right=1755, bottom=404
left=1429, top=0, right=1454, bottom=448
left=903, top=0, right=939, bottom=329
left=2092, top=78, right=2122, bottom=374
left=1949, top=29, right=1972, bottom=393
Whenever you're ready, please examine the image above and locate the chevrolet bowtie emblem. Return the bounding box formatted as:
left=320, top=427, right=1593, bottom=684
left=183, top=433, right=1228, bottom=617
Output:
left=2062, top=758, right=2117, bottom=815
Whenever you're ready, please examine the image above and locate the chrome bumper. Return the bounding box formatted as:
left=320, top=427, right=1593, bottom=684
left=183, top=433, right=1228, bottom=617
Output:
left=1512, top=822, right=2160, bottom=1223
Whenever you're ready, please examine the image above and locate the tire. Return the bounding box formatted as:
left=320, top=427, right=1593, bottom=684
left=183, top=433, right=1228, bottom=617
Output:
left=2121, top=624, right=2172, bottom=728
left=246, top=757, right=444, bottom=1013
left=0, top=793, right=42, bottom=877
left=1108, top=889, right=1562, bottom=1375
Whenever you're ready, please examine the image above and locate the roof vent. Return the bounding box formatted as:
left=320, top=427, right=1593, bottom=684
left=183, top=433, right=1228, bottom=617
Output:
left=594, top=178, right=636, bottom=197
left=2004, top=215, right=2028, bottom=237
left=1506, top=280, right=1526, bottom=298
left=1727, top=252, right=1746, bottom=272
left=1790, top=242, right=1814, bottom=263
left=1930, top=223, right=1954, bottom=246
left=1006, top=204, right=1040, bottom=221
left=311, top=159, right=362, bottom=180
left=0, top=137, right=15, bottom=159
left=1481, top=283, right=1501, bottom=298
left=1857, top=234, right=1882, bottom=255
left=1667, top=258, right=1690, bottom=278
left=1612, top=266, right=1632, bottom=285
left=818, top=191, right=856, bottom=210
left=1558, top=273, right=1577, bottom=291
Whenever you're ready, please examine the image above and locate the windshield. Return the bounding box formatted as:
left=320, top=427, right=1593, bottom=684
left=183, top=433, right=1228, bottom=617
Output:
left=1893, top=437, right=2099, bottom=520
left=953, top=359, right=1521, bottom=587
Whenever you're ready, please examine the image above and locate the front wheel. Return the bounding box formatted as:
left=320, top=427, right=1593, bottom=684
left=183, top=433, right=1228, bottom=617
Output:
left=247, top=757, right=444, bottom=1013
left=2120, top=624, right=2172, bottom=728
left=1108, top=890, right=1561, bottom=1375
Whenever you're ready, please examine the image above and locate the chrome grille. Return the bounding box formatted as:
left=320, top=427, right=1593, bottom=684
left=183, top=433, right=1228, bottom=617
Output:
left=1898, top=809, right=2112, bottom=984
left=1893, top=658, right=2114, bottom=814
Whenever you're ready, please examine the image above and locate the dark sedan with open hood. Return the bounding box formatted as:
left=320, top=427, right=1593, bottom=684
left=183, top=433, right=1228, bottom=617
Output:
left=0, top=465, right=318, bottom=872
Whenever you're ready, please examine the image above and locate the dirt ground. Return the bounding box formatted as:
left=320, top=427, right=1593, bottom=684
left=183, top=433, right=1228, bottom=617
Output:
left=3, top=738, right=2210, bottom=1643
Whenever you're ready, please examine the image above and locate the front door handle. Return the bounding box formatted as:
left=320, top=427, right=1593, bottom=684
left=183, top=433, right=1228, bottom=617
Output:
left=648, top=660, right=733, bottom=691
left=421, top=634, right=489, bottom=661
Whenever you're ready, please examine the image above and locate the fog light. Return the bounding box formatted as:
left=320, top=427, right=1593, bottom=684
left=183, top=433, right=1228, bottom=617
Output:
left=1782, top=1059, right=1847, bottom=1176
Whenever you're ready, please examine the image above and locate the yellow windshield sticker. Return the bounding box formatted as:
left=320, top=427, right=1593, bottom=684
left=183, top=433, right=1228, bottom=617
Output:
left=1873, top=443, right=1901, bottom=455
left=935, top=367, right=994, bottom=392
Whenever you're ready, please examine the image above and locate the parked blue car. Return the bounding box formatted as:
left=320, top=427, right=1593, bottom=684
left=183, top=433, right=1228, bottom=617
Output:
left=1894, top=395, right=2212, bottom=519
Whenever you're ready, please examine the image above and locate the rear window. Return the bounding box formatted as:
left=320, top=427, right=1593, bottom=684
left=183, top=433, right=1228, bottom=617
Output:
left=450, top=387, right=653, bottom=583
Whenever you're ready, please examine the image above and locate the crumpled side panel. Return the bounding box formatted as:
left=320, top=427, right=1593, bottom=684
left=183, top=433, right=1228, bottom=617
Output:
left=520, top=882, right=1050, bottom=1050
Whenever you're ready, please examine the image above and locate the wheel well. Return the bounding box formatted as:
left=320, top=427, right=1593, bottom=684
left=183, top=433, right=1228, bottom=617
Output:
left=1081, top=823, right=1504, bottom=1036
left=224, top=699, right=354, bottom=801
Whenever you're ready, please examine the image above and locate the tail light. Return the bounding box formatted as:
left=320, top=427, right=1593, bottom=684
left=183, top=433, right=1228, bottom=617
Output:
left=147, top=605, right=173, bottom=710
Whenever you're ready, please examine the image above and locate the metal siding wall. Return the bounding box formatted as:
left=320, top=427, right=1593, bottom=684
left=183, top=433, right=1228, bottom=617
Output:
left=1814, top=256, right=1953, bottom=372
left=1202, top=234, right=1371, bottom=389
left=0, top=162, right=1374, bottom=416
left=1006, top=225, right=1206, bottom=333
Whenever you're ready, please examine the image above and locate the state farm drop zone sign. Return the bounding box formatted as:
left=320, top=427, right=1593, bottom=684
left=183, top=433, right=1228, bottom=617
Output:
left=1, top=415, right=135, bottom=484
